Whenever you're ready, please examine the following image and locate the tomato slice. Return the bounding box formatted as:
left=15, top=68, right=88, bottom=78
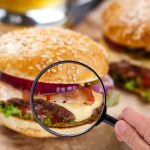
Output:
left=20, top=106, right=28, bottom=113
left=143, top=78, right=150, bottom=88
left=22, top=90, right=30, bottom=102
left=81, top=87, right=95, bottom=105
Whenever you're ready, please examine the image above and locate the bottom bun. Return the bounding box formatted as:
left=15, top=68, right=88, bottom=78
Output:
left=0, top=113, right=55, bottom=138
left=0, top=113, right=93, bottom=138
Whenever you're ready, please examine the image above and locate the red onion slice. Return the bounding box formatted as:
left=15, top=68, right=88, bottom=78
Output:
left=0, top=72, right=80, bottom=94
left=0, top=72, right=114, bottom=95
left=102, top=75, right=114, bottom=90
left=90, top=75, right=114, bottom=94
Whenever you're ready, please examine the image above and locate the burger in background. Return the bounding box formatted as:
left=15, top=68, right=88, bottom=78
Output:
left=0, top=27, right=118, bottom=137
left=100, top=0, right=150, bottom=103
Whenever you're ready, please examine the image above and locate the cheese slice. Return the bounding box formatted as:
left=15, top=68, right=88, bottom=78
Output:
left=57, top=92, right=103, bottom=122
left=0, top=81, right=22, bottom=101
left=100, top=40, right=150, bottom=69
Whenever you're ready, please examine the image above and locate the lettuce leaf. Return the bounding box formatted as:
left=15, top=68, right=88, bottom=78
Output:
left=42, top=116, right=51, bottom=126
left=124, top=80, right=135, bottom=90
left=0, top=102, right=21, bottom=117
left=0, top=102, right=34, bottom=120
left=123, top=80, right=150, bottom=103
left=68, top=120, right=77, bottom=126
left=106, top=89, right=120, bottom=107
left=140, top=90, right=150, bottom=103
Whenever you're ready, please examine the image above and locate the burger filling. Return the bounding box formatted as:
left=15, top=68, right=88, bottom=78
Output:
left=104, top=37, right=150, bottom=59
left=0, top=98, right=103, bottom=127
left=104, top=38, right=150, bottom=102
left=0, top=72, right=117, bottom=128
left=110, top=61, right=150, bottom=102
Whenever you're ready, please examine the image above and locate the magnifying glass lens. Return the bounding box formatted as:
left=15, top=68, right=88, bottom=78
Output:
left=31, top=62, right=105, bottom=136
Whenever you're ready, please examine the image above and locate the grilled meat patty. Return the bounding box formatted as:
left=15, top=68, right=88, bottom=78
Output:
left=109, top=61, right=150, bottom=102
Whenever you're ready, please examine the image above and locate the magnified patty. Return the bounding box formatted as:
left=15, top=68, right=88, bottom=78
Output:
left=34, top=99, right=75, bottom=121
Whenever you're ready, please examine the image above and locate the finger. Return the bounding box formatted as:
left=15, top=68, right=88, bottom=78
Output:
left=115, top=120, right=150, bottom=150
left=119, top=107, right=150, bottom=144
left=116, top=133, right=123, bottom=142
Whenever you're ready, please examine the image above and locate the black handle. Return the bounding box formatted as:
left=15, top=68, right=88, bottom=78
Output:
left=103, top=114, right=118, bottom=127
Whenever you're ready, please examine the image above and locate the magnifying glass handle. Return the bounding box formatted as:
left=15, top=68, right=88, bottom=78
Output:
left=104, top=114, right=118, bottom=127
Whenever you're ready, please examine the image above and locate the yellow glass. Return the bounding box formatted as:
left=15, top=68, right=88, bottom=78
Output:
left=0, top=0, right=66, bottom=13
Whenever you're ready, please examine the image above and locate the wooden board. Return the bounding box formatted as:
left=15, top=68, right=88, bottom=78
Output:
left=0, top=122, right=130, bottom=150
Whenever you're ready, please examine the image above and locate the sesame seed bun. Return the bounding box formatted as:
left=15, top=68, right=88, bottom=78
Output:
left=0, top=27, right=108, bottom=83
left=0, top=113, right=54, bottom=138
left=100, top=0, right=150, bottom=50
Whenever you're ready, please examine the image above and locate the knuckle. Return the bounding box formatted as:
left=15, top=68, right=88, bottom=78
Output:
left=143, top=117, right=150, bottom=145
left=142, top=118, right=149, bottom=136
left=126, top=130, right=138, bottom=144
left=122, top=107, right=132, bottom=117
left=147, top=117, right=150, bottom=124
left=146, top=145, right=150, bottom=150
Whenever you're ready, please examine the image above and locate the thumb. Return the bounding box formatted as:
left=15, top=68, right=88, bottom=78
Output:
left=115, top=120, right=149, bottom=150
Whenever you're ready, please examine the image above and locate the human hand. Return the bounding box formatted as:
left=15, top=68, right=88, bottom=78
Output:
left=115, top=107, right=150, bottom=150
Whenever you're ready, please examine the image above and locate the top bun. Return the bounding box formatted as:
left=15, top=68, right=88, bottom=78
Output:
left=0, top=27, right=108, bottom=83
left=100, top=0, right=150, bottom=50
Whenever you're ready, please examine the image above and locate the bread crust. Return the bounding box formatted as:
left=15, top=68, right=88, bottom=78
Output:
left=0, top=113, right=55, bottom=138
left=100, top=0, right=150, bottom=50
left=0, top=113, right=93, bottom=138
left=0, top=27, right=108, bottom=83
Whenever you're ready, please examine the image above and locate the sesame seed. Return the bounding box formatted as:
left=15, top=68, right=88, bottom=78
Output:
left=51, top=69, right=57, bottom=73
left=72, top=73, right=76, bottom=77
left=76, top=69, right=79, bottom=74
left=67, top=69, right=71, bottom=74
left=73, top=77, right=77, bottom=82
left=69, top=75, right=72, bottom=80
left=28, top=66, right=33, bottom=70
left=71, top=66, right=75, bottom=70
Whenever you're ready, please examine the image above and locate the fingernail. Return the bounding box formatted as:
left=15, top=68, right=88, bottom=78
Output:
left=116, top=120, right=128, bottom=135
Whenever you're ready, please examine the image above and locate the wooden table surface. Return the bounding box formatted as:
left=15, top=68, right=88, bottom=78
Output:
left=0, top=122, right=129, bottom=150
left=0, top=5, right=150, bottom=150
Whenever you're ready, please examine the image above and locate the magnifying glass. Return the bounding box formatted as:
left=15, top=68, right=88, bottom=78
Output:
left=30, top=60, right=117, bottom=137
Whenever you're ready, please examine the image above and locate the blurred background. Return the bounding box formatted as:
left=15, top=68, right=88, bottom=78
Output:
left=0, top=0, right=150, bottom=150
left=0, top=0, right=101, bottom=32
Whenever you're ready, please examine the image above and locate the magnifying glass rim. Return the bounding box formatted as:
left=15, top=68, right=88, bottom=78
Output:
left=30, top=60, right=106, bottom=137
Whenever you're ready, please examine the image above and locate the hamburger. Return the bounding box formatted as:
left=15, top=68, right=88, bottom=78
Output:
left=0, top=27, right=115, bottom=137
left=100, top=0, right=150, bottom=102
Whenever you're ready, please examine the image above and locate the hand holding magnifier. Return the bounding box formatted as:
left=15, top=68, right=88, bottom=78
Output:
left=30, top=60, right=118, bottom=137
